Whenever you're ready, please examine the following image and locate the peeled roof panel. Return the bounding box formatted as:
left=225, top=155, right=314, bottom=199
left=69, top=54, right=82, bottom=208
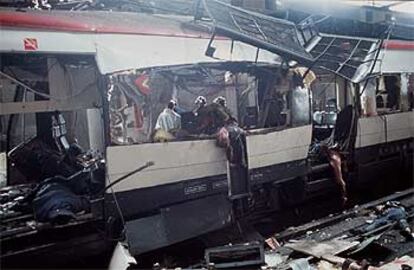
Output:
left=307, top=34, right=380, bottom=82
left=202, top=0, right=314, bottom=63
left=202, top=0, right=380, bottom=83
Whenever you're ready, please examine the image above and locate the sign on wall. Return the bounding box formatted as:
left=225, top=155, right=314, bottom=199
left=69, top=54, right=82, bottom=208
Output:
left=23, top=38, right=38, bottom=51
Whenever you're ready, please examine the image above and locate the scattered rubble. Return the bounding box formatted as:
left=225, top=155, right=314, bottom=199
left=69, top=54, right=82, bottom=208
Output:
left=124, top=189, right=413, bottom=270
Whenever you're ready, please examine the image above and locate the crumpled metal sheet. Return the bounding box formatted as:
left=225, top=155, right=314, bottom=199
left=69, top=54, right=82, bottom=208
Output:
left=307, top=34, right=380, bottom=83
left=202, top=0, right=381, bottom=83
left=285, top=239, right=360, bottom=258
left=202, top=0, right=313, bottom=63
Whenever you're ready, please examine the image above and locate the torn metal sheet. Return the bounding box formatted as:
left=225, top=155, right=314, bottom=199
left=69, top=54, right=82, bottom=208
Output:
left=285, top=239, right=359, bottom=258
left=348, top=233, right=384, bottom=255
left=202, top=0, right=382, bottom=83
left=202, top=0, right=313, bottom=64
left=306, top=34, right=380, bottom=83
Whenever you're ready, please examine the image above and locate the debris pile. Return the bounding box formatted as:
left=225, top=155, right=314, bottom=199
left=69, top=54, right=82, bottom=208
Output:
left=140, top=189, right=413, bottom=270
left=257, top=190, right=414, bottom=270
left=1, top=113, right=106, bottom=262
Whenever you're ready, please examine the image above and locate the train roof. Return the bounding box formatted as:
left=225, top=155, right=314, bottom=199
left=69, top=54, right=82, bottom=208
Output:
left=0, top=6, right=413, bottom=77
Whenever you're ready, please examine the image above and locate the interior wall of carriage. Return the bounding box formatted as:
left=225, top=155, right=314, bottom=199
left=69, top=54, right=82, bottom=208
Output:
left=107, top=63, right=312, bottom=145
left=311, top=71, right=356, bottom=141
left=0, top=53, right=105, bottom=186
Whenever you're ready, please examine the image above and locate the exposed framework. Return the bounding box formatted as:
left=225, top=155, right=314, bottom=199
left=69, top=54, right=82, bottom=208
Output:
left=307, top=34, right=380, bottom=82
left=201, top=0, right=382, bottom=83
left=202, top=0, right=313, bottom=63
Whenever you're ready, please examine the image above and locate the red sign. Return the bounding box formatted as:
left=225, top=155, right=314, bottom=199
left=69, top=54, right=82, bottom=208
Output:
left=23, top=38, right=38, bottom=51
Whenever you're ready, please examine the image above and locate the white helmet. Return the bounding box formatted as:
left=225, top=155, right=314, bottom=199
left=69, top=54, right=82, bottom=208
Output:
left=195, top=96, right=207, bottom=106
left=213, top=96, right=226, bottom=107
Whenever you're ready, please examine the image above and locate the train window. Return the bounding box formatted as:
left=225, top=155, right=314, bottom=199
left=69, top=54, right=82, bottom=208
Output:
left=383, top=75, right=400, bottom=110
left=311, top=73, right=339, bottom=127
left=376, top=75, right=402, bottom=114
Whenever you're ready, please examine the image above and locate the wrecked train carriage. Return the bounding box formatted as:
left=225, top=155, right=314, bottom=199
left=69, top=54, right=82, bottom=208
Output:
left=0, top=2, right=413, bottom=261
left=105, top=62, right=314, bottom=255
left=0, top=7, right=310, bottom=260
left=0, top=13, right=109, bottom=265
left=104, top=2, right=414, bottom=254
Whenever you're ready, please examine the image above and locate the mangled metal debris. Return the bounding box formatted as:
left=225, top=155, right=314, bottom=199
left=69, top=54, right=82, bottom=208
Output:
left=285, top=239, right=360, bottom=258
left=140, top=189, right=413, bottom=270
left=259, top=190, right=414, bottom=270
left=0, top=111, right=156, bottom=267
left=201, top=0, right=313, bottom=63
left=4, top=123, right=104, bottom=222
left=199, top=0, right=383, bottom=83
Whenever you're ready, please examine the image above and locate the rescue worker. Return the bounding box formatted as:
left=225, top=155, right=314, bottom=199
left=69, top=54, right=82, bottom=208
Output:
left=196, top=96, right=235, bottom=135
left=172, top=98, right=186, bottom=115
left=154, top=100, right=181, bottom=141
left=193, top=95, right=207, bottom=116
left=213, top=97, right=245, bottom=164
left=214, top=96, right=249, bottom=213
left=211, top=96, right=236, bottom=128
left=213, top=96, right=227, bottom=107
